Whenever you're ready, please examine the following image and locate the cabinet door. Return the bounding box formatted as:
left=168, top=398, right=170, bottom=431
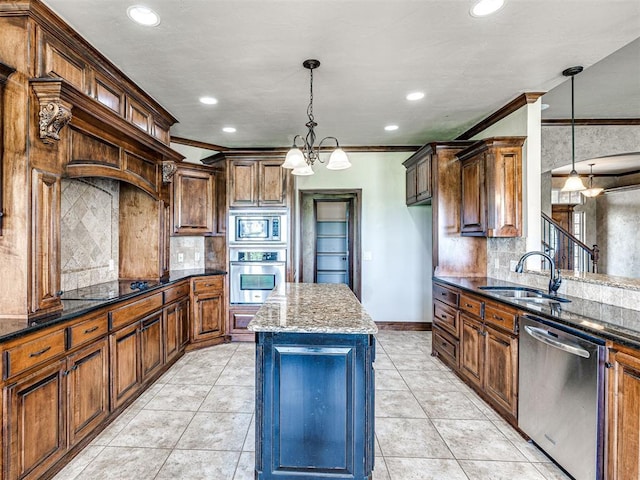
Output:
left=4, top=359, right=67, bottom=480
left=487, top=147, right=521, bottom=237
left=192, top=291, right=224, bottom=341
left=140, top=312, right=164, bottom=381
left=216, top=171, right=227, bottom=234
left=31, top=169, right=62, bottom=315
left=179, top=299, right=191, bottom=349
left=405, top=163, right=417, bottom=205
left=164, top=302, right=180, bottom=363
left=67, top=339, right=109, bottom=446
left=259, top=160, right=287, bottom=206
left=172, top=168, right=215, bottom=235
left=608, top=348, right=640, bottom=479
left=110, top=322, right=141, bottom=409
left=415, top=155, right=431, bottom=202
left=459, top=314, right=484, bottom=389
left=460, top=154, right=486, bottom=235
left=229, top=160, right=258, bottom=207
left=484, top=325, right=518, bottom=419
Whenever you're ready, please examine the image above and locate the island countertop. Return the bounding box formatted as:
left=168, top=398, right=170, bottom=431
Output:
left=248, top=283, right=378, bottom=334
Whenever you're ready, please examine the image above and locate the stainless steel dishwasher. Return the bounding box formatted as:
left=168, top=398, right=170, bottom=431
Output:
left=519, top=315, right=606, bottom=480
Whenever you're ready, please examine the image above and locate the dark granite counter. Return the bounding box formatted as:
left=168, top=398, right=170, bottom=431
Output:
left=0, top=269, right=226, bottom=343
left=435, top=276, right=640, bottom=349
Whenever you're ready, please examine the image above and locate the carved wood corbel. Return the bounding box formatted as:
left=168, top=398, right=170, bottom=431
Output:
left=31, top=80, right=73, bottom=144
left=162, top=160, right=178, bottom=183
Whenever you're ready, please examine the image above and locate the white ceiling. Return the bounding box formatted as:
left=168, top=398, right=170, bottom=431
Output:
left=43, top=0, right=640, bottom=149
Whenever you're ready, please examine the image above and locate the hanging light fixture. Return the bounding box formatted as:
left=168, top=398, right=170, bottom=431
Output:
left=281, top=59, right=351, bottom=176
left=581, top=163, right=604, bottom=197
left=561, top=66, right=586, bottom=192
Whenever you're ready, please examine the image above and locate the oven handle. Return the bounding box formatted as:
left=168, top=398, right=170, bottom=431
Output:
left=230, top=261, right=286, bottom=267
left=524, top=325, right=590, bottom=358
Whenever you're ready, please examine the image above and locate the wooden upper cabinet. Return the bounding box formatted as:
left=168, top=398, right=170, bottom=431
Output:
left=607, top=344, right=640, bottom=479
left=403, top=146, right=432, bottom=206
left=172, top=166, right=216, bottom=236
left=229, top=159, right=289, bottom=207
left=457, top=137, right=525, bottom=237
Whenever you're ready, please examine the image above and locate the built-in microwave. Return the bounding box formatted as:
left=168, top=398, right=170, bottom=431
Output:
left=229, top=210, right=287, bottom=244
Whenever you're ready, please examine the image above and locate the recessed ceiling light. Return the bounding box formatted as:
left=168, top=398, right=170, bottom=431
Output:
left=199, top=96, right=218, bottom=105
left=222, top=127, right=236, bottom=133
left=470, top=0, right=505, bottom=17
left=126, top=5, right=160, bottom=26
left=541, top=103, right=550, bottom=111
left=384, top=125, right=399, bottom=131
left=406, top=92, right=425, bottom=101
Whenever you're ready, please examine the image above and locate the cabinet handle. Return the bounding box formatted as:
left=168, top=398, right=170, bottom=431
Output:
left=492, top=314, right=504, bottom=322
left=495, top=338, right=509, bottom=347
left=29, top=346, right=51, bottom=357
left=465, top=303, right=473, bottom=308
left=605, top=362, right=614, bottom=369
left=440, top=292, right=447, bottom=296
left=84, top=326, right=99, bottom=334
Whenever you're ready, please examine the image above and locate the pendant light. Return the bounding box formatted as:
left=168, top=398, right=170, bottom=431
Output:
left=581, top=163, right=604, bottom=197
left=561, top=66, right=586, bottom=192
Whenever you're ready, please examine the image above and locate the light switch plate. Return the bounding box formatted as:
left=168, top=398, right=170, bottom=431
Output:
left=178, top=253, right=184, bottom=263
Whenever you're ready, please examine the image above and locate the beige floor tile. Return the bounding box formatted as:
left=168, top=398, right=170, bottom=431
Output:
left=143, top=383, right=211, bottom=411
left=388, top=353, right=442, bottom=371
left=243, top=415, right=255, bottom=452
left=126, top=383, right=164, bottom=411
left=109, top=409, right=194, bottom=448
left=375, top=389, right=426, bottom=418
left=492, top=417, right=552, bottom=463
left=52, top=445, right=105, bottom=480
left=234, top=451, right=255, bottom=480
left=413, top=389, right=487, bottom=420
left=384, top=457, right=468, bottom=480
left=216, top=365, right=255, bottom=386
left=459, top=460, right=548, bottom=479
left=176, top=412, right=252, bottom=450
left=90, top=407, right=139, bottom=446
left=400, top=370, right=459, bottom=392
left=166, top=362, right=225, bottom=385
left=375, top=368, right=409, bottom=390
left=375, top=417, right=453, bottom=458
left=73, top=446, right=170, bottom=480
left=432, top=418, right=528, bottom=462
left=532, top=461, right=574, bottom=479
left=372, top=456, right=390, bottom=480
left=155, top=449, right=240, bottom=479
left=227, top=350, right=257, bottom=368
left=200, top=385, right=255, bottom=413
left=373, top=353, right=396, bottom=370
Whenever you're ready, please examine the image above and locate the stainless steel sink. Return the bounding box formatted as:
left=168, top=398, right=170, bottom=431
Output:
left=478, top=286, right=571, bottom=304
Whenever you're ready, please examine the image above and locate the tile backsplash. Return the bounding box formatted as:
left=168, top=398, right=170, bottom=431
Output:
left=61, top=178, right=119, bottom=292
left=170, top=236, right=205, bottom=270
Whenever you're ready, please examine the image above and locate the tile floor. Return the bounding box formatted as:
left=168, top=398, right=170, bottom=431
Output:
left=53, top=331, right=572, bottom=480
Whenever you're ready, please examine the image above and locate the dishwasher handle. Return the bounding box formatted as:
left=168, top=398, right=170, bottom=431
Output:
left=524, top=325, right=591, bottom=358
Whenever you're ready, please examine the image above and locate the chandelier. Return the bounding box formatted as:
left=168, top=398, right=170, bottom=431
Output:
left=281, top=59, right=351, bottom=176
left=581, top=163, right=604, bottom=197
left=560, top=66, right=586, bottom=192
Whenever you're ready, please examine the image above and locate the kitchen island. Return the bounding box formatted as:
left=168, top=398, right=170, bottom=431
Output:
left=248, top=283, right=377, bottom=480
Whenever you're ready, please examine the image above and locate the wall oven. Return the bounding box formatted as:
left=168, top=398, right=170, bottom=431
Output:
left=229, top=209, right=287, bottom=245
left=230, top=247, right=286, bottom=304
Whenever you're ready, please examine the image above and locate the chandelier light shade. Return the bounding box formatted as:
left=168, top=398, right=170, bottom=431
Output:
left=561, top=66, right=586, bottom=192
left=581, top=163, right=604, bottom=197
left=282, top=59, right=351, bottom=176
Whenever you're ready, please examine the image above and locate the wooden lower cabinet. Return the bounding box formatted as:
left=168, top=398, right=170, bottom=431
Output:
left=191, top=277, right=225, bottom=344
left=228, top=305, right=259, bottom=341
left=607, top=345, right=640, bottom=479
left=484, top=325, right=518, bottom=418
left=4, top=359, right=67, bottom=480
left=165, top=298, right=189, bottom=362
left=67, top=339, right=109, bottom=446
left=140, top=312, right=163, bottom=382
left=460, top=314, right=484, bottom=389
left=110, top=322, right=141, bottom=410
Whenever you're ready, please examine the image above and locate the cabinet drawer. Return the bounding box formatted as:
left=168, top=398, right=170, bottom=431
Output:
left=433, top=300, right=458, bottom=338
left=67, top=313, right=108, bottom=349
left=433, top=284, right=458, bottom=308
left=433, top=326, right=458, bottom=369
left=4, top=330, right=66, bottom=379
left=484, top=303, right=517, bottom=332
left=192, top=276, right=223, bottom=293
left=110, top=293, right=163, bottom=330
left=164, top=281, right=190, bottom=304
left=459, top=293, right=483, bottom=318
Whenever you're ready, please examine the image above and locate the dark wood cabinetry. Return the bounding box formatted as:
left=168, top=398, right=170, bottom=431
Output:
left=164, top=298, right=189, bottom=363
left=140, top=312, right=164, bottom=381
left=171, top=166, right=217, bottom=236
left=403, top=146, right=432, bottom=205
left=432, top=281, right=519, bottom=424
left=457, top=137, right=525, bottom=237
left=110, top=322, right=141, bottom=410
left=607, top=344, right=640, bottom=479
left=228, top=305, right=259, bottom=342
left=228, top=159, right=289, bottom=207
left=191, top=276, right=225, bottom=345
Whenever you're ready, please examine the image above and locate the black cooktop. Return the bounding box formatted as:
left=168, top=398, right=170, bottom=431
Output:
left=60, top=280, right=159, bottom=301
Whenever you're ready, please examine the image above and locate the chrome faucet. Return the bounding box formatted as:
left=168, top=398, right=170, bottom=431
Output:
left=515, top=251, right=562, bottom=296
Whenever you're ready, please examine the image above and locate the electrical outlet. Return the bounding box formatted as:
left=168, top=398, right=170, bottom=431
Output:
left=108, top=259, right=114, bottom=271
left=494, top=258, right=500, bottom=269
left=177, top=253, right=184, bottom=263
left=195, top=252, right=201, bottom=262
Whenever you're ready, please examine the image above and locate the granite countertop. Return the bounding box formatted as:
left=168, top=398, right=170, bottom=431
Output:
left=248, top=283, right=378, bottom=334
left=0, top=269, right=227, bottom=342
left=435, top=276, right=640, bottom=349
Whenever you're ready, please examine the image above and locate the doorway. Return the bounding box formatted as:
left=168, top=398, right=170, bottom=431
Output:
left=299, top=190, right=361, bottom=300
